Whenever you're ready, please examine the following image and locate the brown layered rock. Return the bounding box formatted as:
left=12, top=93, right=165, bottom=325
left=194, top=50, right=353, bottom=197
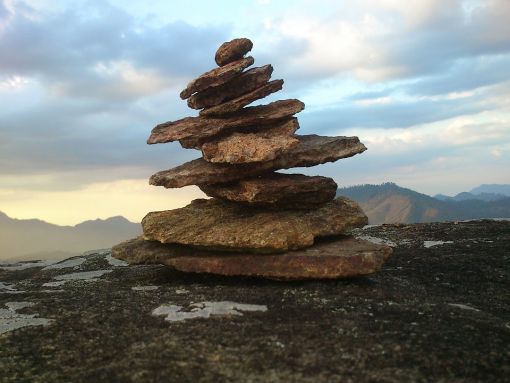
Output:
left=112, top=235, right=392, bottom=280
left=215, top=38, right=253, bottom=66
left=142, top=197, right=367, bottom=253
left=113, top=37, right=382, bottom=281
left=200, top=173, right=337, bottom=208
left=200, top=79, right=284, bottom=117
left=150, top=135, right=366, bottom=188
left=187, top=65, right=273, bottom=109
left=148, top=99, right=305, bottom=148
left=179, top=56, right=254, bottom=99
left=201, top=118, right=299, bottom=163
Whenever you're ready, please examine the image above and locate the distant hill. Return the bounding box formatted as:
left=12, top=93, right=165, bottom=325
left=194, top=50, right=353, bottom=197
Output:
left=337, top=183, right=510, bottom=224
left=434, top=192, right=507, bottom=202
left=470, top=184, right=510, bottom=196
left=0, top=212, right=141, bottom=262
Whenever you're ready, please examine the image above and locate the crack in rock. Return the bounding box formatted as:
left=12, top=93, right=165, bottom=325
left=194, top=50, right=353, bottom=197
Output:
left=0, top=260, right=57, bottom=271
left=448, top=303, right=481, bottom=312
left=0, top=281, right=25, bottom=294
left=356, top=235, right=397, bottom=247
left=106, top=253, right=129, bottom=267
left=42, top=257, right=86, bottom=270
left=42, top=270, right=113, bottom=287
left=152, top=301, right=268, bottom=322
left=132, top=286, right=159, bottom=291
left=0, top=301, right=53, bottom=335
left=81, top=249, right=110, bottom=256
left=424, top=240, right=454, bottom=248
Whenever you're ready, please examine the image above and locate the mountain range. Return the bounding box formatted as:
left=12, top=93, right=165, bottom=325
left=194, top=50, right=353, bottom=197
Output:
left=2, top=183, right=509, bottom=261
left=0, top=212, right=141, bottom=262
left=337, top=183, right=510, bottom=224
left=435, top=184, right=510, bottom=202
left=469, top=184, right=510, bottom=195
left=434, top=192, right=508, bottom=202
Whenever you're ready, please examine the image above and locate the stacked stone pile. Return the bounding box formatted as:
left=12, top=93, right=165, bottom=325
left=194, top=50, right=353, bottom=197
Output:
left=113, top=38, right=392, bottom=280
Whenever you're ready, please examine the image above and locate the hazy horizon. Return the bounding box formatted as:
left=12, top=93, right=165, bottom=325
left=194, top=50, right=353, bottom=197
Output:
left=2, top=181, right=509, bottom=226
left=2, top=181, right=510, bottom=262
left=1, top=0, right=509, bottom=226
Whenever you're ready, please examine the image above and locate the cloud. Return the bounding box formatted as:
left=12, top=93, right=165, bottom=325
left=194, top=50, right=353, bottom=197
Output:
left=357, top=119, right=510, bottom=155
left=0, top=0, right=8, bottom=18
left=291, top=103, right=510, bottom=195
left=299, top=90, right=492, bottom=132
left=0, top=92, right=199, bottom=183
left=403, top=55, right=510, bottom=96
left=0, top=0, right=226, bottom=186
left=256, top=0, right=510, bottom=84
left=0, top=0, right=229, bottom=100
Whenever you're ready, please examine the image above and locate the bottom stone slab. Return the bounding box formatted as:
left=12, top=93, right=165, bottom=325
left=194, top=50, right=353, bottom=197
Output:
left=112, top=236, right=392, bottom=280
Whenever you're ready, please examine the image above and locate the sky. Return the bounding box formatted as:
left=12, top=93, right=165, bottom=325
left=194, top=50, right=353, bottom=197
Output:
left=0, top=0, right=509, bottom=225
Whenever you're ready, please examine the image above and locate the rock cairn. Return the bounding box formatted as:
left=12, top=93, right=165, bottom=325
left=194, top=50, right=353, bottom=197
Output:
left=113, top=38, right=392, bottom=280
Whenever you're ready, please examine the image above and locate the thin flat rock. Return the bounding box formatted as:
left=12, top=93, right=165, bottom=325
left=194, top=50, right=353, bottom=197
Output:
left=148, top=99, right=305, bottom=148
left=179, top=56, right=254, bottom=99
left=215, top=38, right=253, bottom=66
left=188, top=65, right=273, bottom=109
left=141, top=197, right=368, bottom=253
left=200, top=173, right=337, bottom=208
left=199, top=79, right=284, bottom=117
left=112, top=235, right=392, bottom=280
left=201, top=118, right=299, bottom=163
left=150, top=135, right=366, bottom=188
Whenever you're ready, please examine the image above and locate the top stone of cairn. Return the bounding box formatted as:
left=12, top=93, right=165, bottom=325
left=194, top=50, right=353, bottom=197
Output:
left=215, top=38, right=253, bottom=66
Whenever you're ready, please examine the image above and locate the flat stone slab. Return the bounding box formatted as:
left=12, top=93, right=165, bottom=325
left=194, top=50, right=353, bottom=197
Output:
left=179, top=56, right=254, bottom=99
left=150, top=135, right=366, bottom=188
left=187, top=65, right=273, bottom=109
left=142, top=197, right=367, bottom=253
left=201, top=118, right=299, bottom=163
left=215, top=37, right=253, bottom=66
left=1, top=220, right=509, bottom=382
left=200, top=173, right=337, bottom=208
left=112, top=236, right=392, bottom=280
left=148, top=99, right=305, bottom=148
left=200, top=79, right=284, bottom=116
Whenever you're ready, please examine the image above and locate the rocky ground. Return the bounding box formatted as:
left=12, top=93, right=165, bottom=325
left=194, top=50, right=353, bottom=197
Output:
left=1, top=220, right=509, bottom=383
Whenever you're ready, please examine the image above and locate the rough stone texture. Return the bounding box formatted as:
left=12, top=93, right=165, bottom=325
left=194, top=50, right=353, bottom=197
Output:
left=150, top=135, right=366, bottom=188
left=148, top=99, right=305, bottom=148
left=187, top=65, right=273, bottom=109
left=215, top=38, right=253, bottom=66
left=201, top=118, right=299, bottom=163
left=142, top=197, right=367, bottom=253
left=113, top=236, right=392, bottom=280
left=200, top=79, right=284, bottom=117
left=200, top=173, right=338, bottom=208
left=1, top=220, right=509, bottom=382
left=179, top=56, right=254, bottom=99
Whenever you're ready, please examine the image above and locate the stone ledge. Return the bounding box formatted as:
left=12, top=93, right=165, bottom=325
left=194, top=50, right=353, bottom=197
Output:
left=1, top=220, right=509, bottom=382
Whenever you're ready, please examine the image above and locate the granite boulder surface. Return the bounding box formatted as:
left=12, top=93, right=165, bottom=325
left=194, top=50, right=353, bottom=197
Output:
left=1, top=220, right=508, bottom=382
